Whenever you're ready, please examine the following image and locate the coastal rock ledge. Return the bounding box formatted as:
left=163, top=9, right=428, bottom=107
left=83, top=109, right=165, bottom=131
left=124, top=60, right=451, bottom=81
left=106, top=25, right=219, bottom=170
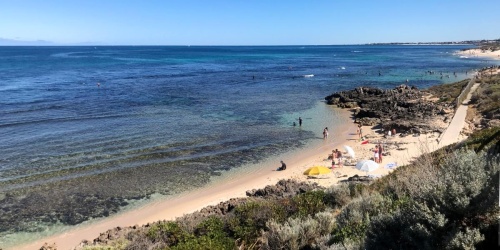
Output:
left=325, top=85, right=449, bottom=133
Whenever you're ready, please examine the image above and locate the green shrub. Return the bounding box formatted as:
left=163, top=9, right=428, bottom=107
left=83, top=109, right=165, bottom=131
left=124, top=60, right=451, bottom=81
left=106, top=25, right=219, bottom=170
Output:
left=262, top=211, right=336, bottom=250
left=364, top=149, right=499, bottom=249
left=172, top=217, right=235, bottom=250
left=291, top=190, right=327, bottom=217
left=365, top=201, right=447, bottom=249
left=146, top=221, right=186, bottom=245
left=445, top=227, right=485, bottom=250
left=324, top=184, right=353, bottom=208
left=331, top=193, right=392, bottom=246
left=228, top=200, right=286, bottom=245
left=170, top=235, right=236, bottom=250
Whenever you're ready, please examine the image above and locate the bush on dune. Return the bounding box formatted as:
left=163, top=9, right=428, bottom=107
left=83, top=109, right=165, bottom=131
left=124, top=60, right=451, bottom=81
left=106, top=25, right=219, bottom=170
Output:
left=364, top=149, right=499, bottom=249
left=261, top=211, right=336, bottom=250
left=330, top=193, right=393, bottom=247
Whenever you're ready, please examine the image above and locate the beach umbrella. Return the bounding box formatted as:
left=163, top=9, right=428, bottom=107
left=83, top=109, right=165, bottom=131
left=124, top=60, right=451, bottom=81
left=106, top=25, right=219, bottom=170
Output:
left=355, top=160, right=379, bottom=172
left=303, top=166, right=331, bottom=176
left=343, top=145, right=355, bottom=158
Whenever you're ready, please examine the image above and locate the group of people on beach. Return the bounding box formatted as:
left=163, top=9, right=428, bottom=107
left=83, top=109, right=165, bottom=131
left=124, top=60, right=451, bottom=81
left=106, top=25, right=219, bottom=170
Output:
left=331, top=149, right=343, bottom=168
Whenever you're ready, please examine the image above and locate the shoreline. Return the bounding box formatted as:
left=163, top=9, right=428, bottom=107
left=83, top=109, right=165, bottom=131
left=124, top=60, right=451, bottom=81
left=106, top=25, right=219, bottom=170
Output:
left=16, top=98, right=450, bottom=250
left=13, top=67, right=490, bottom=249
left=14, top=104, right=353, bottom=250
left=456, top=48, right=500, bottom=60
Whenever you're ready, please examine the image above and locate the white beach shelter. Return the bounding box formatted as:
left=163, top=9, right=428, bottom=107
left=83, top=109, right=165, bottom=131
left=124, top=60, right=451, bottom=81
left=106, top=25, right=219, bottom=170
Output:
left=343, top=145, right=355, bottom=158
left=356, top=160, right=379, bottom=172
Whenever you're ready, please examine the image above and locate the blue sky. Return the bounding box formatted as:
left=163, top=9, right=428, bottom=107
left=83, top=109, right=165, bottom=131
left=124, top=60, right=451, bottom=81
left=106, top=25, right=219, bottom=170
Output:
left=1, top=0, right=499, bottom=45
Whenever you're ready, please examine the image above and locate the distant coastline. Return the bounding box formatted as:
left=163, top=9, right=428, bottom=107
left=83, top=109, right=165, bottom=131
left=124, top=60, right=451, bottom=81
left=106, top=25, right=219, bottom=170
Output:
left=366, top=38, right=499, bottom=46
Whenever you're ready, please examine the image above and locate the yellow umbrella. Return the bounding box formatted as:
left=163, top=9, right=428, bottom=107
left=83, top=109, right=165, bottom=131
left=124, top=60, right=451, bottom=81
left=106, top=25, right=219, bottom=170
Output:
left=303, top=166, right=331, bottom=176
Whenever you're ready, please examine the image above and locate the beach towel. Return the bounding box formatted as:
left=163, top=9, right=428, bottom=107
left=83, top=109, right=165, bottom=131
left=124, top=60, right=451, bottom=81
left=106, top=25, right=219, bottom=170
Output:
left=384, top=162, right=398, bottom=169
left=361, top=140, right=369, bottom=145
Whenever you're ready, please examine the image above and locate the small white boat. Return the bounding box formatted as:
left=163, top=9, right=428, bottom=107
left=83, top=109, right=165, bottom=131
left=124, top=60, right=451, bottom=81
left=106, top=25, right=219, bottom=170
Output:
left=303, top=74, right=314, bottom=78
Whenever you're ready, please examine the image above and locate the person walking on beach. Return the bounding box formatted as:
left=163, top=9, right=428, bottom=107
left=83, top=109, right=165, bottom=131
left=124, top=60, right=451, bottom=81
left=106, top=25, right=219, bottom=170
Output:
left=323, top=127, right=329, bottom=139
left=378, top=143, right=383, bottom=163
left=373, top=145, right=379, bottom=163
left=277, top=160, right=287, bottom=171
left=357, top=125, right=363, bottom=141
left=299, top=117, right=302, bottom=126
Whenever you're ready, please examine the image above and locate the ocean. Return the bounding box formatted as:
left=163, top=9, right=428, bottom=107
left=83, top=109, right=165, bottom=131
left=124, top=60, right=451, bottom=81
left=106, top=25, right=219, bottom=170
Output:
left=0, top=45, right=494, bottom=247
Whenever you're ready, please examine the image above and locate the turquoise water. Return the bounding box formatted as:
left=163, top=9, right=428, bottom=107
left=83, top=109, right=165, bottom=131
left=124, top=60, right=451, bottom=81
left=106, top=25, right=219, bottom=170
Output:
left=0, top=45, right=496, bottom=247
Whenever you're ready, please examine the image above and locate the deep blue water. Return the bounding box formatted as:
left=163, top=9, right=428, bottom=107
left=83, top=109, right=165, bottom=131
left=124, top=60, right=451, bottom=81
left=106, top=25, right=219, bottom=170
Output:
left=0, top=45, right=495, bottom=246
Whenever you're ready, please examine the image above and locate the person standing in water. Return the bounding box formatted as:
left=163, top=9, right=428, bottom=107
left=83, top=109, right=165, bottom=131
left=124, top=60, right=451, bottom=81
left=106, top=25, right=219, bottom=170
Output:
left=299, top=117, right=302, bottom=126
left=323, top=127, right=329, bottom=139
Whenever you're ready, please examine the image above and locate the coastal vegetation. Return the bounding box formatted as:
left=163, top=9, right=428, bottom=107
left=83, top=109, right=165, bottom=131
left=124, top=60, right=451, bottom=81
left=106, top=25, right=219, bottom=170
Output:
left=470, top=68, right=500, bottom=121
left=425, top=79, right=469, bottom=105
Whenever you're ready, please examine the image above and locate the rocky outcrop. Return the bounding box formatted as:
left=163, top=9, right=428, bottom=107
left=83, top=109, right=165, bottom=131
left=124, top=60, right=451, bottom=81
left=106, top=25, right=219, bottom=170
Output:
left=39, top=243, right=58, bottom=250
left=92, top=226, right=131, bottom=245
left=325, top=85, right=447, bottom=133
left=246, top=179, right=321, bottom=198
left=340, top=174, right=373, bottom=183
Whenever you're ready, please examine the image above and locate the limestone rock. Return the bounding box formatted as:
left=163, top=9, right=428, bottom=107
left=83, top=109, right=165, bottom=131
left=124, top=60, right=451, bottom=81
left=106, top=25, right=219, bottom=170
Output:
left=325, top=85, right=446, bottom=133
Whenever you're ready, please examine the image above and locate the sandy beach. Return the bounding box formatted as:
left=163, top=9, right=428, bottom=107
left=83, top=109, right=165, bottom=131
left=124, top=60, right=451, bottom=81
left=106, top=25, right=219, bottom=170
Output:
left=456, top=48, right=500, bottom=60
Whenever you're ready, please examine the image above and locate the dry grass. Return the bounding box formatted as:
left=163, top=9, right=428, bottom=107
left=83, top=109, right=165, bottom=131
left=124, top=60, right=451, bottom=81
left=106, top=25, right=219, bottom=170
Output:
left=425, top=79, right=469, bottom=106
left=470, top=72, right=500, bottom=119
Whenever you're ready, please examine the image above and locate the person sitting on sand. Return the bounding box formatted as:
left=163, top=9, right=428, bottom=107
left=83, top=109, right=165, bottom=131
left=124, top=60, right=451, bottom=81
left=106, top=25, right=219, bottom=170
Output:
left=277, top=160, right=287, bottom=171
